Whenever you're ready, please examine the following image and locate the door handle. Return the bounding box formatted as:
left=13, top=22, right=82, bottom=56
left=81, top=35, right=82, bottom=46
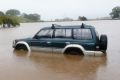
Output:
left=47, top=42, right=51, bottom=44
left=65, top=42, right=70, bottom=45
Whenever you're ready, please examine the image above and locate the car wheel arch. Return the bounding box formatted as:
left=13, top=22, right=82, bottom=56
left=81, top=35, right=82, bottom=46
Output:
left=62, top=44, right=85, bottom=55
left=15, top=41, right=31, bottom=52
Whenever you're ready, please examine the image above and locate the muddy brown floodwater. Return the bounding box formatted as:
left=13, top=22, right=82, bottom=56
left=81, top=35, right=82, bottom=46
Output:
left=0, top=20, right=120, bottom=80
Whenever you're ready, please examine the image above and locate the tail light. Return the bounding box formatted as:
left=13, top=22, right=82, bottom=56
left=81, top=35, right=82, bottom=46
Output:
left=96, top=46, right=100, bottom=51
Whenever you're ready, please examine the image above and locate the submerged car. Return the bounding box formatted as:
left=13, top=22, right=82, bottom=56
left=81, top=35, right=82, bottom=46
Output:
left=13, top=23, right=108, bottom=55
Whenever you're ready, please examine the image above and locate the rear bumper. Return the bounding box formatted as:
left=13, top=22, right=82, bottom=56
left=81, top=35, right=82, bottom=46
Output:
left=85, top=51, right=104, bottom=56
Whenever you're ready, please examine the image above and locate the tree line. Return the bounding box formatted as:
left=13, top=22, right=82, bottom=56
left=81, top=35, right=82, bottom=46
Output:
left=0, top=6, right=120, bottom=28
left=0, top=9, right=41, bottom=21
left=110, top=6, right=120, bottom=19
left=0, top=9, right=41, bottom=27
left=55, top=16, right=87, bottom=22
left=0, top=10, right=20, bottom=27
left=55, top=6, right=120, bottom=21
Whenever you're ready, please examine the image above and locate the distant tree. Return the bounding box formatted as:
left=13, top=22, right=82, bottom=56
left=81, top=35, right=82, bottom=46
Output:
left=22, top=13, right=40, bottom=21
left=55, top=17, right=73, bottom=22
left=0, top=11, right=4, bottom=16
left=110, top=6, right=120, bottom=19
left=55, top=19, right=59, bottom=22
left=6, top=9, right=20, bottom=16
left=78, top=16, right=87, bottom=21
left=27, top=14, right=40, bottom=21
left=21, top=13, right=28, bottom=18
left=62, top=17, right=73, bottom=21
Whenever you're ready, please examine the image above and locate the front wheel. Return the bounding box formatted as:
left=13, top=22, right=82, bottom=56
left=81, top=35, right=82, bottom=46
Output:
left=15, top=44, right=28, bottom=51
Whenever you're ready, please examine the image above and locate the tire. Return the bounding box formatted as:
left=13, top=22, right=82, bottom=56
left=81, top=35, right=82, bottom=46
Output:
left=15, top=44, right=28, bottom=51
left=100, top=35, right=107, bottom=51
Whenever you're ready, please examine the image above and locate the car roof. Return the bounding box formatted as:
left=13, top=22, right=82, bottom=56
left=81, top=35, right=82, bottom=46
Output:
left=42, top=23, right=95, bottom=29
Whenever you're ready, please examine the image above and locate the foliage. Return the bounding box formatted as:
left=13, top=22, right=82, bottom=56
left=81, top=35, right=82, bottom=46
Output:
left=18, top=16, right=34, bottom=23
left=78, top=16, right=87, bottom=21
left=0, top=10, right=20, bottom=27
left=55, top=17, right=73, bottom=22
left=22, top=13, right=40, bottom=21
left=1, top=9, right=41, bottom=23
left=0, top=11, right=4, bottom=16
left=0, top=19, right=1, bottom=23
left=110, top=6, right=120, bottom=19
left=6, top=9, right=20, bottom=16
left=0, top=16, right=20, bottom=27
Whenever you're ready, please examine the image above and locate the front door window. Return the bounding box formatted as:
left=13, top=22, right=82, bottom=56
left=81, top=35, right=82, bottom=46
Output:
left=36, top=29, right=53, bottom=38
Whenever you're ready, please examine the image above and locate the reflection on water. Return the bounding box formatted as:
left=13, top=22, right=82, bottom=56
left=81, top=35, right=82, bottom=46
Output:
left=13, top=50, right=107, bottom=80
left=0, top=20, right=120, bottom=80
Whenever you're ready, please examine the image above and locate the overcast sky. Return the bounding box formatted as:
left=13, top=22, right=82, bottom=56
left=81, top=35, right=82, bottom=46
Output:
left=0, top=0, right=120, bottom=20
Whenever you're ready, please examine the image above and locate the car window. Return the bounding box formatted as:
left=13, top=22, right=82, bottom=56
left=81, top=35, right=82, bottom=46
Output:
left=55, top=29, right=65, bottom=38
left=37, top=29, right=53, bottom=38
left=66, top=29, right=72, bottom=38
left=73, top=29, right=92, bottom=40
left=55, top=29, right=72, bottom=38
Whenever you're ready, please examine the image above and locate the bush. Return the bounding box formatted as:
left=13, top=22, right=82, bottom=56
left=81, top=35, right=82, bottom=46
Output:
left=0, top=16, right=20, bottom=27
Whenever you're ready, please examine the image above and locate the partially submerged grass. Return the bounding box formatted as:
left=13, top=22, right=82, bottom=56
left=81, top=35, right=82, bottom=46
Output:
left=0, top=16, right=20, bottom=27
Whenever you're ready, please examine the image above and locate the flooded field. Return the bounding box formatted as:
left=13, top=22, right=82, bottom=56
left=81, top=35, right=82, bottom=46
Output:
left=0, top=20, right=120, bottom=80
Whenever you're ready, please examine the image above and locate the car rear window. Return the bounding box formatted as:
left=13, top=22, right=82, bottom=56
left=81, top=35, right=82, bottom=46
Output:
left=73, top=29, right=92, bottom=40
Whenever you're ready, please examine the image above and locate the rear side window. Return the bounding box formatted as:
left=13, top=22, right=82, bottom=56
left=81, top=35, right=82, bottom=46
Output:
left=55, top=29, right=72, bottom=38
left=66, top=29, right=72, bottom=38
left=73, top=29, right=92, bottom=40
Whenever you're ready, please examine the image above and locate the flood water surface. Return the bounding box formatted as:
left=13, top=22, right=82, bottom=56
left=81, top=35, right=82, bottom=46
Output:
left=0, top=20, right=120, bottom=80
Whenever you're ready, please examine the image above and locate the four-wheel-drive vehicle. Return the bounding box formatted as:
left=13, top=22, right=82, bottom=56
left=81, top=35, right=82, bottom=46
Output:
left=12, top=23, right=108, bottom=55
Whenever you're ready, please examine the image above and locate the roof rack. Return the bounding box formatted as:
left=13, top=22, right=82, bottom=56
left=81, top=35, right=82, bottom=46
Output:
left=81, top=23, right=85, bottom=28
left=51, top=24, right=61, bottom=29
left=50, top=23, right=93, bottom=29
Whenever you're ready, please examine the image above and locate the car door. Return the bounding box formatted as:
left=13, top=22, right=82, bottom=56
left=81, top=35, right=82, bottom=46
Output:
left=30, top=29, right=53, bottom=52
left=52, top=29, right=72, bottom=53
